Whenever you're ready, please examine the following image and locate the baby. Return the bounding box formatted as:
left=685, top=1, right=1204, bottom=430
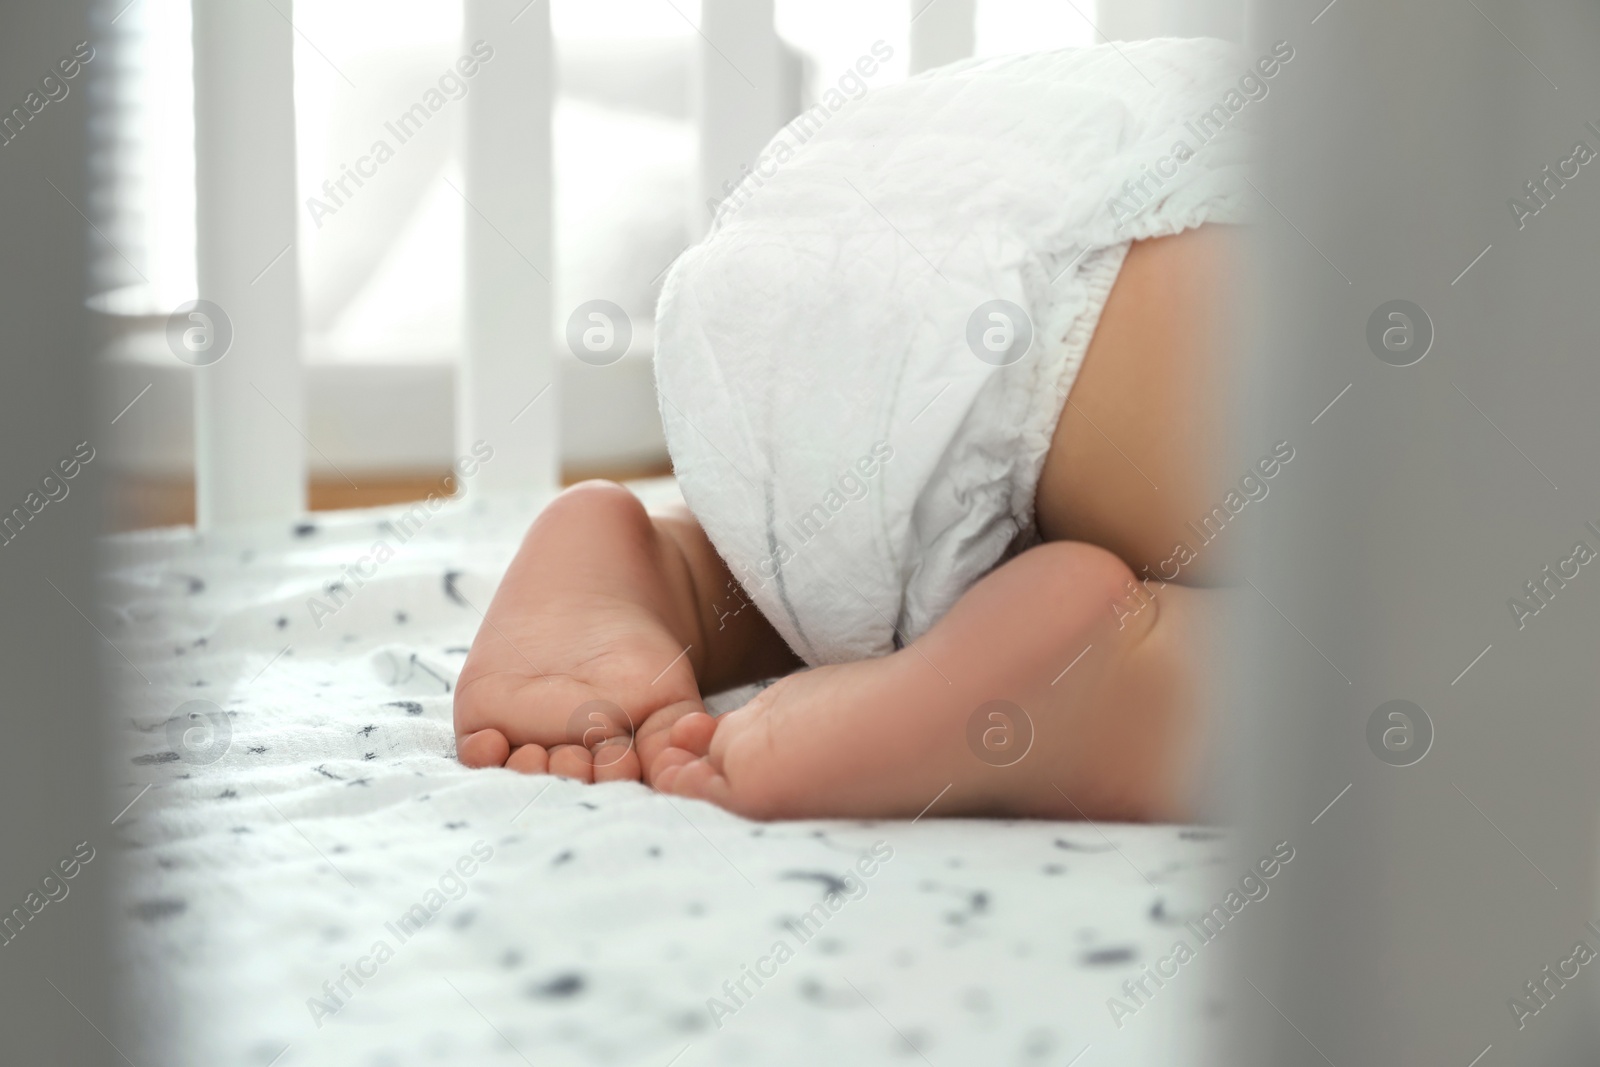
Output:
left=455, top=37, right=1274, bottom=821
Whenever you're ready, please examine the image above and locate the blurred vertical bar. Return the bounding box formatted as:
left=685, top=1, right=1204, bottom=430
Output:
left=191, top=0, right=305, bottom=528
left=1099, top=0, right=1244, bottom=41
left=1223, top=0, right=1600, bottom=1063
left=692, top=0, right=783, bottom=242
left=909, top=0, right=975, bottom=75
left=460, top=0, right=558, bottom=498
left=0, top=0, right=108, bottom=1062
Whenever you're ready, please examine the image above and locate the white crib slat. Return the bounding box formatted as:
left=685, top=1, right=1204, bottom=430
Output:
left=1097, top=0, right=1245, bottom=41
left=460, top=0, right=558, bottom=498
left=191, top=0, right=305, bottom=528
left=694, top=0, right=784, bottom=239
left=909, top=0, right=976, bottom=75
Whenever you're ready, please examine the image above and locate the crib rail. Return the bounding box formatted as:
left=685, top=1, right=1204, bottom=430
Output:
left=191, top=0, right=303, bottom=527
left=910, top=0, right=976, bottom=74
left=459, top=0, right=557, bottom=497
left=187, top=0, right=978, bottom=529
left=693, top=0, right=784, bottom=242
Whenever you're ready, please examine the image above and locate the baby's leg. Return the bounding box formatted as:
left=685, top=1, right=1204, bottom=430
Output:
left=650, top=226, right=1242, bottom=819
left=454, top=480, right=799, bottom=780
left=652, top=540, right=1222, bottom=821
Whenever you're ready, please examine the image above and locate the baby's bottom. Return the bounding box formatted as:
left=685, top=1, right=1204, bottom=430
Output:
left=454, top=225, right=1242, bottom=820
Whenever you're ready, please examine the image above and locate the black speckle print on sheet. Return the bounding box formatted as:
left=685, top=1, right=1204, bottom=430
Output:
left=102, top=484, right=1233, bottom=1065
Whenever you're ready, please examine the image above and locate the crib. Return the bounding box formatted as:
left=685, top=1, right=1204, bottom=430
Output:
left=86, top=0, right=1600, bottom=1061
left=7, top=0, right=1596, bottom=1060
left=95, top=6, right=1276, bottom=1065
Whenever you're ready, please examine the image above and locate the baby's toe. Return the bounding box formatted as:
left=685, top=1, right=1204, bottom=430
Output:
left=647, top=745, right=698, bottom=789
left=505, top=743, right=549, bottom=774
left=458, top=728, right=512, bottom=768
left=667, top=711, right=717, bottom=757
left=663, top=757, right=733, bottom=807
left=634, top=699, right=711, bottom=781
left=590, top=736, right=641, bottom=783
left=653, top=763, right=682, bottom=793
left=547, top=744, right=594, bottom=782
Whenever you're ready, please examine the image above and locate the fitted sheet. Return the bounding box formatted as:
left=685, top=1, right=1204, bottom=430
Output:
left=104, top=481, right=1233, bottom=1066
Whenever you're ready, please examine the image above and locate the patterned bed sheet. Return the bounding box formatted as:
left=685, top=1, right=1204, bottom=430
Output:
left=103, top=483, right=1233, bottom=1066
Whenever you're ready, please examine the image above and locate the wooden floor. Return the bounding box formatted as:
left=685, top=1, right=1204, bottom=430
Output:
left=109, top=460, right=673, bottom=532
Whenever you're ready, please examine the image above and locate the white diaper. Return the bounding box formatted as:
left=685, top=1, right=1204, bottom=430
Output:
left=655, top=37, right=1262, bottom=665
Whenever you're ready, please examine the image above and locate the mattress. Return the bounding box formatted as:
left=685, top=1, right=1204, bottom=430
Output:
left=104, top=481, right=1233, bottom=1066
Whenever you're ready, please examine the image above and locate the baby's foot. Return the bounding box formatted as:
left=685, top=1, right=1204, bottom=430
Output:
left=651, top=541, right=1213, bottom=821
left=454, top=481, right=709, bottom=783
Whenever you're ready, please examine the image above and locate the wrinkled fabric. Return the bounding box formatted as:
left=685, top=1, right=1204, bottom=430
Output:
left=656, top=38, right=1253, bottom=665
left=101, top=488, right=1231, bottom=1065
